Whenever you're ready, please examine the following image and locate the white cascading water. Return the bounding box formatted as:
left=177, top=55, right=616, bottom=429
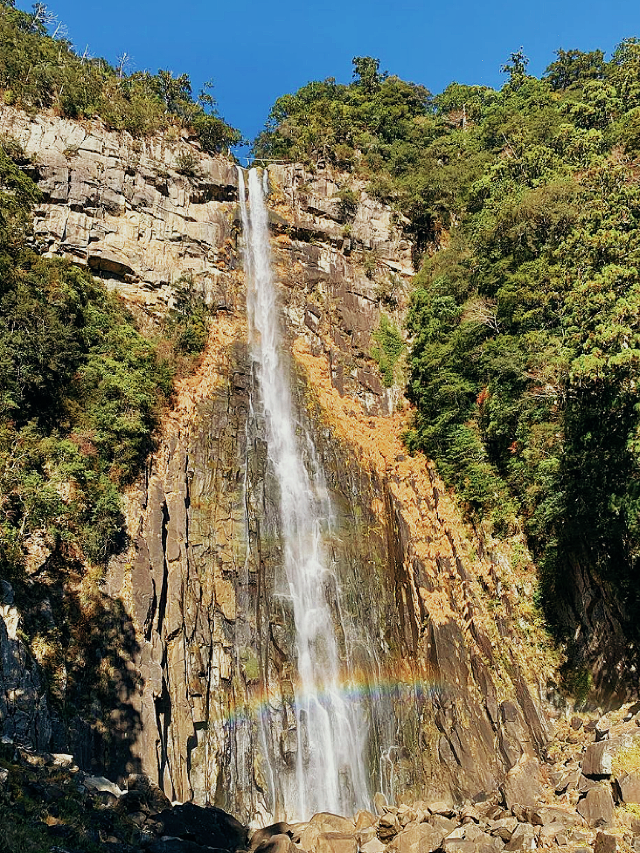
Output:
left=238, top=167, right=370, bottom=820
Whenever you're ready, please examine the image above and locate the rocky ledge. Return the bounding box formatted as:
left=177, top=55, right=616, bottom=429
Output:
left=0, top=736, right=248, bottom=852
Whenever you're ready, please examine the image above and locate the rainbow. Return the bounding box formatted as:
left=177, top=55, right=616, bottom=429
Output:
left=217, top=665, right=443, bottom=731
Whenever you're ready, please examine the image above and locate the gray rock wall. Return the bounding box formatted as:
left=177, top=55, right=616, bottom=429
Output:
left=0, top=580, right=50, bottom=749
left=114, top=330, right=553, bottom=823
left=0, top=106, right=238, bottom=312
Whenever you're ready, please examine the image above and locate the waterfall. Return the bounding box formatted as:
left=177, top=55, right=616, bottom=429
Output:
left=238, top=167, right=371, bottom=820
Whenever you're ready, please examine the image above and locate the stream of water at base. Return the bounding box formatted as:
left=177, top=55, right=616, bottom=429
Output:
left=237, top=166, right=371, bottom=820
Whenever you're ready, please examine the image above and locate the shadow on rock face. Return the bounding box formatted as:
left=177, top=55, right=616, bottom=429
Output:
left=150, top=802, right=249, bottom=851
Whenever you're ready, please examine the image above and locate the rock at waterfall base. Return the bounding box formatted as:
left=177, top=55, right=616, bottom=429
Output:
left=576, top=784, right=615, bottom=827
left=388, top=822, right=446, bottom=853
left=499, top=758, right=543, bottom=809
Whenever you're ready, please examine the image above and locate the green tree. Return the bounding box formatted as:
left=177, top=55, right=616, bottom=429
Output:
left=544, top=48, right=606, bottom=91
left=352, top=56, right=384, bottom=94
left=0, top=3, right=240, bottom=151
left=500, top=47, right=530, bottom=89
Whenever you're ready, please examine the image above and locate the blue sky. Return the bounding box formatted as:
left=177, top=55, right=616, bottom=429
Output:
left=16, top=0, right=640, bottom=151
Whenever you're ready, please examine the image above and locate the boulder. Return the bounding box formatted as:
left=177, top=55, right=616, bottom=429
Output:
left=488, top=817, right=518, bottom=841
left=595, top=717, right=612, bottom=742
left=254, top=833, right=297, bottom=853
left=444, top=825, right=484, bottom=843
left=427, top=801, right=455, bottom=817
left=582, top=741, right=614, bottom=777
left=414, top=807, right=430, bottom=824
left=360, top=839, right=386, bottom=853
left=51, top=753, right=76, bottom=769
left=82, top=774, right=124, bottom=798
left=116, top=789, right=146, bottom=814
left=388, top=822, right=447, bottom=853
left=582, top=734, right=639, bottom=777
left=523, top=808, right=543, bottom=827
left=537, top=824, right=564, bottom=845
left=354, top=811, right=376, bottom=831
left=297, top=825, right=322, bottom=852
left=554, top=768, right=579, bottom=794
left=443, top=836, right=502, bottom=853
left=577, top=773, right=599, bottom=793
left=576, top=784, right=615, bottom=827
left=373, top=793, right=388, bottom=816
left=250, top=823, right=292, bottom=851
left=356, top=827, right=377, bottom=847
left=478, top=841, right=507, bottom=853
left=377, top=813, right=401, bottom=841
left=459, top=805, right=480, bottom=824
left=313, top=832, right=357, bottom=853
left=427, top=815, right=458, bottom=836
left=126, top=773, right=172, bottom=813
left=615, top=772, right=640, bottom=804
left=479, top=805, right=507, bottom=821
left=298, top=815, right=357, bottom=853
left=441, top=841, right=480, bottom=853
left=504, top=823, right=536, bottom=851
left=536, top=806, right=584, bottom=828
left=397, top=805, right=418, bottom=827
left=499, top=758, right=543, bottom=809
left=309, top=814, right=355, bottom=834
left=594, top=831, right=618, bottom=853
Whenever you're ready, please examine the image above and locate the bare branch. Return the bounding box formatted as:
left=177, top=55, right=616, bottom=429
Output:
left=51, top=21, right=68, bottom=40
left=116, top=52, right=132, bottom=79
left=462, top=296, right=500, bottom=332
left=32, top=2, right=56, bottom=26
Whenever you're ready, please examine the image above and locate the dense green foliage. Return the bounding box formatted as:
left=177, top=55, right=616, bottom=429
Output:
left=0, top=141, right=189, bottom=578
left=258, top=44, right=640, bottom=645
left=0, top=0, right=241, bottom=151
left=254, top=57, right=441, bottom=256
left=403, top=44, right=640, bottom=639
left=371, top=315, right=406, bottom=387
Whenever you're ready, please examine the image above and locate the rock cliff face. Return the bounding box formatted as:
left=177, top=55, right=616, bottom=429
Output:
left=0, top=107, right=556, bottom=823
left=0, top=580, right=50, bottom=750
left=0, top=106, right=238, bottom=313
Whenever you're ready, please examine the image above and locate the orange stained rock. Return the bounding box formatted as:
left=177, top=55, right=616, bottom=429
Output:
left=164, top=313, right=241, bottom=434
left=291, top=336, right=473, bottom=624
left=418, top=588, right=457, bottom=626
